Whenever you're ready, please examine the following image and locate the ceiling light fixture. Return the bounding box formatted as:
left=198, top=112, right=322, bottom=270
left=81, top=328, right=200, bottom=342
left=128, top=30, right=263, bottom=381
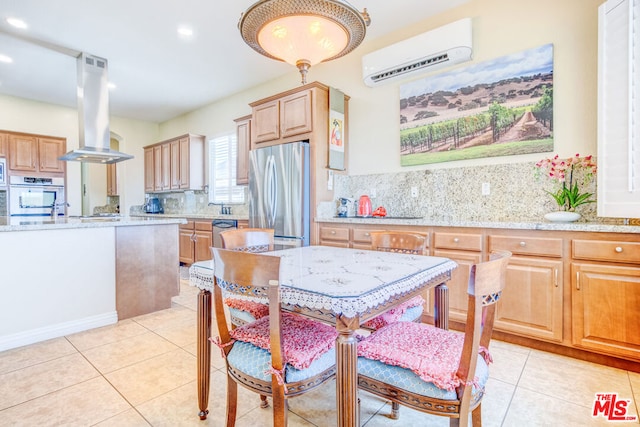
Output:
left=6, top=17, right=28, bottom=29
left=238, top=0, right=371, bottom=84
left=177, top=26, right=194, bottom=38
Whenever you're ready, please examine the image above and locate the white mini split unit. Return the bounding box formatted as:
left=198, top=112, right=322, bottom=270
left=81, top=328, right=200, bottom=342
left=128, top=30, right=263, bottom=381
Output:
left=362, top=18, right=473, bottom=87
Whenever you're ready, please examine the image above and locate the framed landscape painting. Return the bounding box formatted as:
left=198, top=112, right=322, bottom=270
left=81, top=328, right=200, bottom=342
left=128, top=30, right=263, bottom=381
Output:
left=400, top=43, right=554, bottom=166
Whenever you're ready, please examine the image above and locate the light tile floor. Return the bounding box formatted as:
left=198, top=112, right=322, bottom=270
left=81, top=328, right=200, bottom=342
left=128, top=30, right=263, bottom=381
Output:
left=1, top=281, right=638, bottom=426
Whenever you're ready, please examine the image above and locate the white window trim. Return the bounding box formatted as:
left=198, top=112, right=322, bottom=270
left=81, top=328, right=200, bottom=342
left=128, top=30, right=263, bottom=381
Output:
left=208, top=132, right=245, bottom=204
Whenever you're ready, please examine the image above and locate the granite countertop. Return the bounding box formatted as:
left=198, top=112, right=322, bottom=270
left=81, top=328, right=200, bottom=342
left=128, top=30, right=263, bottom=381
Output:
left=315, top=216, right=640, bottom=234
left=0, top=215, right=187, bottom=232
left=132, top=213, right=248, bottom=221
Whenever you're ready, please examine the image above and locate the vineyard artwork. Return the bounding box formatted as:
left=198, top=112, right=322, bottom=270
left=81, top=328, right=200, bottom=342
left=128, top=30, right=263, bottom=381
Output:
left=400, top=43, right=554, bottom=166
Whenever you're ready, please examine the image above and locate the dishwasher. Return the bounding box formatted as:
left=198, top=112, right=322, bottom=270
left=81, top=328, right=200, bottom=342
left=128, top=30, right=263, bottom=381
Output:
left=212, top=219, right=238, bottom=248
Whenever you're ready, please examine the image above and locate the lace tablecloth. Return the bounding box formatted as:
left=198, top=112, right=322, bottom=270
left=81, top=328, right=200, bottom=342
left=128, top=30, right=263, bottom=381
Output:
left=190, top=246, right=457, bottom=318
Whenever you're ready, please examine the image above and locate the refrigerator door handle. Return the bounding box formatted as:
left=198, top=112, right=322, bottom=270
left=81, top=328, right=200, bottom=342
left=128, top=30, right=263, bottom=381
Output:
left=267, top=155, right=278, bottom=227
left=262, top=155, right=272, bottom=226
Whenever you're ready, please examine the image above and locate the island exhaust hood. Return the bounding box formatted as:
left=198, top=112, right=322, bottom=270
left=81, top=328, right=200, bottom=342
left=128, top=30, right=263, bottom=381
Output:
left=60, top=53, right=133, bottom=164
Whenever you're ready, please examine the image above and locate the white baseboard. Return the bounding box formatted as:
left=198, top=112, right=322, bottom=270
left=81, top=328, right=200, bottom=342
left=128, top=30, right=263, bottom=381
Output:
left=0, top=311, right=118, bottom=352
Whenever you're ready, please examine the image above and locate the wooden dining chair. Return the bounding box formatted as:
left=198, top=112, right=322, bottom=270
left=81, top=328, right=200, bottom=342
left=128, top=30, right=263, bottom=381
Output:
left=362, top=231, right=429, bottom=330
left=219, top=228, right=275, bottom=327
left=211, top=248, right=337, bottom=427
left=357, top=250, right=512, bottom=426
left=219, top=228, right=275, bottom=409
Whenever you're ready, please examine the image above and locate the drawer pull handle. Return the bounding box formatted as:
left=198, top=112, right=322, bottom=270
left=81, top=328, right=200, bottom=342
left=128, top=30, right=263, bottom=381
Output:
left=519, top=241, right=526, bottom=247
left=615, top=246, right=623, bottom=253
left=453, top=238, right=459, bottom=243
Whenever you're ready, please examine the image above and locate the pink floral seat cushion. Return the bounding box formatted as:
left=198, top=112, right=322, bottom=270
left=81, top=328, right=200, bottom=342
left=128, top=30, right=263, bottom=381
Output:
left=357, top=321, right=491, bottom=392
left=363, top=295, right=425, bottom=330
left=230, top=312, right=338, bottom=370
left=225, top=298, right=269, bottom=320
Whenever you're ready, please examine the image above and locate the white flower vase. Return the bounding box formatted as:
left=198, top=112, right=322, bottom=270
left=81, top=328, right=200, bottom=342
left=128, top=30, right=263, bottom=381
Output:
left=544, top=211, right=581, bottom=222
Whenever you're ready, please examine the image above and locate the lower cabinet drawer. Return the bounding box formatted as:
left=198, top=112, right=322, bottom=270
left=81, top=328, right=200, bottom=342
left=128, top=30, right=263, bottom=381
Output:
left=489, top=235, right=563, bottom=257
left=319, top=226, right=349, bottom=242
left=433, top=232, right=482, bottom=251
left=573, top=239, right=640, bottom=264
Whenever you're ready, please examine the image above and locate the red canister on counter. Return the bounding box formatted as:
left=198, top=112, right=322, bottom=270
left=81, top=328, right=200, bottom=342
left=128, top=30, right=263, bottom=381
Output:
left=358, top=195, right=372, bottom=217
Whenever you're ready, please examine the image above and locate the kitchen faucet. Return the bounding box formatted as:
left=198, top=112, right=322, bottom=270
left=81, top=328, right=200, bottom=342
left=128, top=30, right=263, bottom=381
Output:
left=208, top=202, right=232, bottom=215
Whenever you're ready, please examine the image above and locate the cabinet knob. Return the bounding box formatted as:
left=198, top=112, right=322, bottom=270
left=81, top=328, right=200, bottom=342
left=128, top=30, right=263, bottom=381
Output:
left=331, top=230, right=336, bottom=235
left=519, top=241, right=526, bottom=247
left=615, top=246, right=623, bottom=253
left=453, top=238, right=459, bottom=243
left=365, top=232, right=370, bottom=237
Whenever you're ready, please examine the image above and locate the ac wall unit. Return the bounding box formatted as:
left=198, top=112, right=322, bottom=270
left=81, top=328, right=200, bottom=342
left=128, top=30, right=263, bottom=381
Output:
left=362, top=18, right=473, bottom=87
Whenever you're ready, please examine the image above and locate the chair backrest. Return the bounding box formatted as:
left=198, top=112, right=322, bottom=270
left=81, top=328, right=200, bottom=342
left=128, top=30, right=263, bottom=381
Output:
left=220, top=228, right=275, bottom=253
left=369, top=231, right=428, bottom=255
left=457, top=250, right=511, bottom=403
left=210, top=248, right=282, bottom=357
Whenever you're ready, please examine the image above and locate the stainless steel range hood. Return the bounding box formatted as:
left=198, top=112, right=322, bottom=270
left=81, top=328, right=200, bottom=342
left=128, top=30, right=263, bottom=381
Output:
left=60, top=53, right=133, bottom=164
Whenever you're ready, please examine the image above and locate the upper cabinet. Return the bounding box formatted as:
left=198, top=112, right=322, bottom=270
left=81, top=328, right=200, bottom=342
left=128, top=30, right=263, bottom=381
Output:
left=249, top=84, right=318, bottom=148
left=143, top=133, right=205, bottom=193
left=7, top=132, right=65, bottom=175
left=597, top=0, right=640, bottom=217
left=234, top=115, right=251, bottom=186
left=0, top=132, right=7, bottom=157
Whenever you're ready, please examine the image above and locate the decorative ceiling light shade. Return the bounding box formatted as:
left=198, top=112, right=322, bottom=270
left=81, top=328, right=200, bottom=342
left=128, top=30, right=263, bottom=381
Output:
left=239, top=0, right=371, bottom=84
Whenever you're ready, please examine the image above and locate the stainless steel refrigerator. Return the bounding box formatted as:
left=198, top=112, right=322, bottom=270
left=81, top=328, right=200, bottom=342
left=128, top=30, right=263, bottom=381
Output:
left=248, top=141, right=310, bottom=248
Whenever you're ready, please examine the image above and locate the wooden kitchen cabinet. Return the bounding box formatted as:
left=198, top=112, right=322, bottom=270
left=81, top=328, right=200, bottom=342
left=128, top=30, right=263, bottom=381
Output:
left=280, top=89, right=313, bottom=138
left=250, top=87, right=316, bottom=147
left=179, top=219, right=213, bottom=265
left=235, top=115, right=251, bottom=186
left=251, top=89, right=313, bottom=145
left=107, top=163, right=117, bottom=196
left=317, top=220, right=640, bottom=366
left=432, top=230, right=483, bottom=322
left=319, top=224, right=350, bottom=248
left=144, top=147, right=154, bottom=192
left=8, top=133, right=65, bottom=175
left=489, top=233, right=564, bottom=343
left=0, top=132, right=7, bottom=157
left=571, top=238, right=640, bottom=360
left=144, top=134, right=204, bottom=193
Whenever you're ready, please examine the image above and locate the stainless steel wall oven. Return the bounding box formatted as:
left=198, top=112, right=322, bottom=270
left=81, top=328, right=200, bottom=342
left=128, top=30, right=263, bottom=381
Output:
left=9, top=175, right=65, bottom=216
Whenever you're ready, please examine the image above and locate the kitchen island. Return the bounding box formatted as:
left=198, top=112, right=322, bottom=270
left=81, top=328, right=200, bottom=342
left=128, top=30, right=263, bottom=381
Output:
left=0, top=216, right=186, bottom=351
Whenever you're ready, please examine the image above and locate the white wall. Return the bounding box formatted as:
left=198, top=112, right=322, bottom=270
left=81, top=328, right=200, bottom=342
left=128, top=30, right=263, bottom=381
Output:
left=0, top=95, right=159, bottom=214
left=161, top=0, right=604, bottom=176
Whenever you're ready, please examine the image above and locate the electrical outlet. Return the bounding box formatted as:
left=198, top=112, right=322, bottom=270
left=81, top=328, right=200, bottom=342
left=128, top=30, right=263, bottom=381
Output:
left=482, top=182, right=491, bottom=196
left=370, top=188, right=376, bottom=197
left=411, top=186, right=419, bottom=198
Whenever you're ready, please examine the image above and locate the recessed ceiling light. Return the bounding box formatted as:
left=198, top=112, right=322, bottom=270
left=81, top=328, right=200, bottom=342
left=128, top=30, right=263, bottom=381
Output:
left=177, top=26, right=194, bottom=38
left=6, top=17, right=28, bottom=29
left=0, top=54, right=13, bottom=64
left=107, top=82, right=116, bottom=90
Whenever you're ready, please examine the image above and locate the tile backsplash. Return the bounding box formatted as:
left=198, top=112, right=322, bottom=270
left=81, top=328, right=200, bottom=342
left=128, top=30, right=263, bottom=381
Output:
left=323, top=161, right=602, bottom=223
left=137, top=189, right=249, bottom=217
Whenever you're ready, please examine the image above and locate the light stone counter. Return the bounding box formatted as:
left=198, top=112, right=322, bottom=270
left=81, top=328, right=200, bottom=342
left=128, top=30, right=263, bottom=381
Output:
left=0, top=215, right=187, bottom=232
left=316, top=216, right=640, bottom=234
left=132, top=213, right=248, bottom=221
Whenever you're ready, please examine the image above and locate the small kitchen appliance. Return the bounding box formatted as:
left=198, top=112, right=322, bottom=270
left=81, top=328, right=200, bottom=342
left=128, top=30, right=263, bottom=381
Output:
left=144, top=197, right=163, bottom=214
left=337, top=197, right=356, bottom=217
left=357, top=195, right=372, bottom=217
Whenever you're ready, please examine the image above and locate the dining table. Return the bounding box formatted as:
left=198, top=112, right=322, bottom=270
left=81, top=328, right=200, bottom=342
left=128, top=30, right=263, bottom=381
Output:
left=189, top=245, right=457, bottom=427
